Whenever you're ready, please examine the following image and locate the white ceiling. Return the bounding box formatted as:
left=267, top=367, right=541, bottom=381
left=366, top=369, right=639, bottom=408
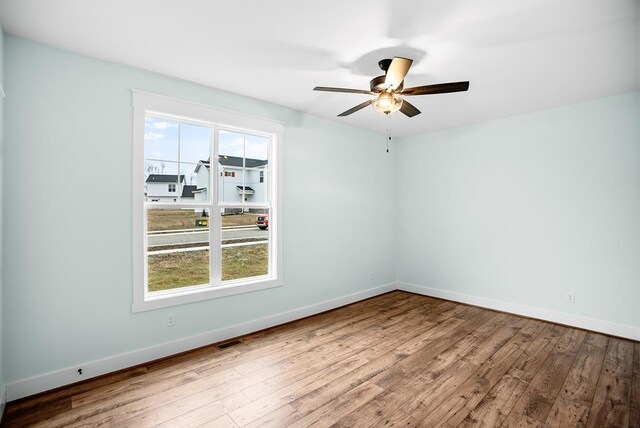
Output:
left=0, top=0, right=638, bottom=137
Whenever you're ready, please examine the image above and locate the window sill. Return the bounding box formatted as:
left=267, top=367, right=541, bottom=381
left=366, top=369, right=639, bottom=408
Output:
left=132, top=277, right=283, bottom=313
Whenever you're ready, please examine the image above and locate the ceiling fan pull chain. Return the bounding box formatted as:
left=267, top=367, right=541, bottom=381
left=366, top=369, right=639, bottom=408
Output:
left=386, top=113, right=391, bottom=153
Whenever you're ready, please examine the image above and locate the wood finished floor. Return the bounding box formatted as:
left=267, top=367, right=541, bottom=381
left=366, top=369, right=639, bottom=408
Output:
left=4, top=291, right=640, bottom=427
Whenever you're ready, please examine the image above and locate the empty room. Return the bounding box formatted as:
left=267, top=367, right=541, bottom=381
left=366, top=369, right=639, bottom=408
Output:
left=0, top=0, right=638, bottom=426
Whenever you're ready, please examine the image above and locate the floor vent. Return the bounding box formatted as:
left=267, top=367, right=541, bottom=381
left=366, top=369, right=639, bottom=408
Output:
left=216, top=339, right=242, bottom=350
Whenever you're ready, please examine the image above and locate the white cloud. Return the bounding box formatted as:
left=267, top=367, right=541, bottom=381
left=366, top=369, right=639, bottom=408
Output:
left=151, top=121, right=175, bottom=130
left=218, top=135, right=269, bottom=160
left=245, top=141, right=268, bottom=160
left=219, top=137, right=244, bottom=157
left=152, top=150, right=163, bottom=158
left=145, top=132, right=166, bottom=140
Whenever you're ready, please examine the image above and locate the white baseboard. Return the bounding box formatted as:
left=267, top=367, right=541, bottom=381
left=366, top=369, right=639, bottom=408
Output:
left=397, top=282, right=640, bottom=342
left=6, top=283, right=396, bottom=401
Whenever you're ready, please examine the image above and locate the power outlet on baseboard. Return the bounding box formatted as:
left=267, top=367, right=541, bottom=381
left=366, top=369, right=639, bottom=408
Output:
left=167, top=313, right=176, bottom=327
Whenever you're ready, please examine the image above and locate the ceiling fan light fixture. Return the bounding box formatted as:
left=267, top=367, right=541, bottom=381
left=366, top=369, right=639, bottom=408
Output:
left=373, top=92, right=403, bottom=115
left=313, top=56, right=469, bottom=118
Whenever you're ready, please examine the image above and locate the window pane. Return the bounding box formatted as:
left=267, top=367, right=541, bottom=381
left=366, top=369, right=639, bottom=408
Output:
left=218, top=130, right=269, bottom=205
left=244, top=134, right=269, bottom=204
left=144, top=117, right=179, bottom=161
left=221, top=209, right=269, bottom=281
left=144, top=161, right=180, bottom=202
left=147, top=207, right=210, bottom=292
left=179, top=123, right=211, bottom=164
left=218, top=130, right=245, bottom=204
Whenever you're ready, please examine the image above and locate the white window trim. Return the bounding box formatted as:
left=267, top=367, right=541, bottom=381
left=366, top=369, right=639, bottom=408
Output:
left=132, top=90, right=284, bottom=313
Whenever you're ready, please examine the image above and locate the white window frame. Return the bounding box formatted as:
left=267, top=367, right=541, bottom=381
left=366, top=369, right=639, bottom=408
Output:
left=132, top=90, right=283, bottom=312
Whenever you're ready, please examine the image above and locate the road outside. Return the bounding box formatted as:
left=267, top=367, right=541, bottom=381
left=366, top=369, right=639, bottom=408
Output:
left=148, top=228, right=268, bottom=249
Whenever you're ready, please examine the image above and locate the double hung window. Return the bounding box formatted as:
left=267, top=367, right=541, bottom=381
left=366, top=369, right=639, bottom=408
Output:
left=132, top=91, right=283, bottom=312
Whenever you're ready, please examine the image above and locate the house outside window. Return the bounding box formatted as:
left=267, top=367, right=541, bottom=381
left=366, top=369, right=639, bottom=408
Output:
left=132, top=91, right=283, bottom=312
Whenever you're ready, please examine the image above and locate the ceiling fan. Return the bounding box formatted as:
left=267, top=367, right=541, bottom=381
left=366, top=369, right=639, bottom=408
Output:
left=314, top=57, right=469, bottom=118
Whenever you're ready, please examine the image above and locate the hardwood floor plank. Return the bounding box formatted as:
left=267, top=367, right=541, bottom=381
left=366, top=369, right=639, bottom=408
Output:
left=239, top=301, right=489, bottom=426
left=72, top=368, right=203, bottom=409
left=226, top=352, right=373, bottom=426
left=287, top=350, right=403, bottom=418
left=32, top=367, right=246, bottom=427
left=586, top=337, right=634, bottom=428
left=239, top=341, right=363, bottom=401
left=242, top=404, right=303, bottom=428
left=214, top=292, right=401, bottom=357
left=3, top=292, right=637, bottom=428
left=125, top=390, right=250, bottom=427
left=200, top=413, right=239, bottom=428
left=372, top=318, right=535, bottom=427
left=4, top=366, right=149, bottom=424
left=630, top=341, right=640, bottom=428
left=372, top=309, right=497, bottom=390
left=288, top=381, right=385, bottom=428
left=544, top=332, right=609, bottom=427
left=231, top=297, right=444, bottom=383
left=501, top=411, right=544, bottom=427
left=425, top=320, right=549, bottom=426
left=214, top=294, right=434, bottom=379
left=459, top=324, right=565, bottom=428
left=351, top=315, right=525, bottom=427
left=285, top=312, right=492, bottom=427
left=501, top=328, right=587, bottom=425
left=240, top=306, right=441, bottom=402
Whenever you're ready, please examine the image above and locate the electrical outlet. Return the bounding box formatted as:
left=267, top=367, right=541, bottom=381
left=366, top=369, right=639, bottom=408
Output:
left=566, top=292, right=576, bottom=304
left=369, top=272, right=374, bottom=281
left=167, top=313, right=176, bottom=327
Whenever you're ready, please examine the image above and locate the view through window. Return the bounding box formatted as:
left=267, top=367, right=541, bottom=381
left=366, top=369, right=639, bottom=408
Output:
left=137, top=104, right=279, bottom=308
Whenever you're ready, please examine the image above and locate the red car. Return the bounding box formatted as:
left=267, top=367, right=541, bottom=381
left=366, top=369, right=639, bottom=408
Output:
left=256, top=214, right=269, bottom=230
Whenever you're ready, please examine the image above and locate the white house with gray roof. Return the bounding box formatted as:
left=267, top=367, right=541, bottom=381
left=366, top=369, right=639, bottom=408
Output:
left=144, top=174, right=196, bottom=202
left=146, top=156, right=267, bottom=204
left=194, top=155, right=267, bottom=204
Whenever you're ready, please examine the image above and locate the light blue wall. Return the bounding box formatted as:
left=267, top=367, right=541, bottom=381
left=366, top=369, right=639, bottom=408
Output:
left=2, top=36, right=397, bottom=383
left=397, top=92, right=640, bottom=328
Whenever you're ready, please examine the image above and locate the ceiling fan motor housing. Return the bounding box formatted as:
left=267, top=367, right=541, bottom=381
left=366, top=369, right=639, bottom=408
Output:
left=369, top=75, right=403, bottom=93
left=378, top=58, right=392, bottom=71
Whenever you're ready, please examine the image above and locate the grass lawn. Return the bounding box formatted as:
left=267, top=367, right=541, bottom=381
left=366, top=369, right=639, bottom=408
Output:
left=147, top=209, right=201, bottom=231
left=222, top=213, right=263, bottom=227
left=147, top=209, right=263, bottom=231
left=148, top=244, right=268, bottom=292
left=222, top=244, right=269, bottom=280
left=147, top=250, right=209, bottom=292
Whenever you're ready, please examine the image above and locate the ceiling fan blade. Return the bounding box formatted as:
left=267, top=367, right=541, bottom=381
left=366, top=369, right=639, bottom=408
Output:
left=314, top=86, right=374, bottom=95
left=400, top=99, right=421, bottom=117
left=338, top=99, right=374, bottom=117
left=384, top=57, right=413, bottom=90
left=401, top=81, right=470, bottom=96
